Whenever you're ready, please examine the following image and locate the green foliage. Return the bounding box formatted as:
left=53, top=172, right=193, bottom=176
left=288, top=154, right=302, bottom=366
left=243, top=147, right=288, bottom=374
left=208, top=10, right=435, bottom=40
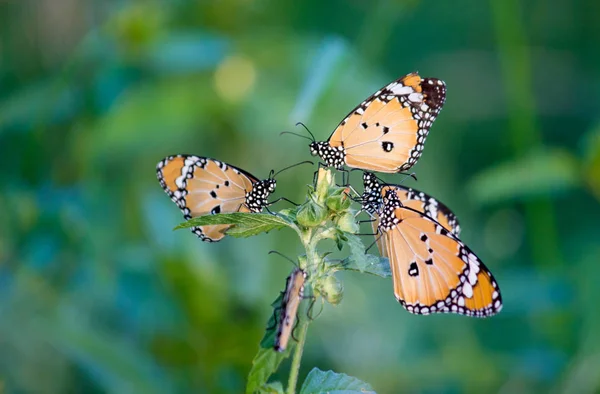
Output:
left=175, top=213, right=293, bottom=238
left=299, top=368, right=375, bottom=394
left=189, top=169, right=381, bottom=393
left=468, top=148, right=581, bottom=205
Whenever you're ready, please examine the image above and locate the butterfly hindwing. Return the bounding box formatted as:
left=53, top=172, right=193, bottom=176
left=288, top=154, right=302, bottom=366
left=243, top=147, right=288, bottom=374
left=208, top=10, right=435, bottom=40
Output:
left=156, top=155, right=261, bottom=242
left=378, top=186, right=502, bottom=317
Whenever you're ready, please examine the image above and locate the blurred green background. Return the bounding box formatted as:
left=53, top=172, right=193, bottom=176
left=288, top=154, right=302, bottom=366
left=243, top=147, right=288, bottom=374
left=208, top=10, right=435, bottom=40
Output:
left=1, top=0, right=600, bottom=393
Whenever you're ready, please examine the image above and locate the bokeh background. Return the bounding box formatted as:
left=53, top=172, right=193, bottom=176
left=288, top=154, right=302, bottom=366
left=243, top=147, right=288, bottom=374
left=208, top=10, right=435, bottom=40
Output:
left=2, top=0, right=600, bottom=393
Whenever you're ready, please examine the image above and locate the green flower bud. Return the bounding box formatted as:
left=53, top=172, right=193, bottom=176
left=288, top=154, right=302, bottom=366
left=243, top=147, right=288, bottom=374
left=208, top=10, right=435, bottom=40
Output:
left=296, top=200, right=327, bottom=227
left=334, top=212, right=359, bottom=234
left=326, top=187, right=352, bottom=212
left=315, top=168, right=334, bottom=202
left=319, top=274, right=343, bottom=305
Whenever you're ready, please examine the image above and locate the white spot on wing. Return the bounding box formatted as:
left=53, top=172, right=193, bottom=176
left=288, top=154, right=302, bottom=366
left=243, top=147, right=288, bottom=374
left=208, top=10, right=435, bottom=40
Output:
left=390, top=84, right=413, bottom=95
left=408, top=92, right=423, bottom=102
left=462, top=282, right=473, bottom=298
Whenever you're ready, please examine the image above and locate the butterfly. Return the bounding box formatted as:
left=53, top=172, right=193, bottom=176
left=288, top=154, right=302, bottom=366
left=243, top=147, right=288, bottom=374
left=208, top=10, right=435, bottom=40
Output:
left=361, top=173, right=502, bottom=317
left=307, top=72, right=446, bottom=173
left=156, top=155, right=284, bottom=242
left=362, top=172, right=461, bottom=259
left=274, top=268, right=307, bottom=352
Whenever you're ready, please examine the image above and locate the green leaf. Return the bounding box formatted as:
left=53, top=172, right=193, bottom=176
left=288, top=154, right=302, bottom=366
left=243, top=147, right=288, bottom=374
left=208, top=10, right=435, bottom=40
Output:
left=299, top=368, right=375, bottom=394
left=174, top=213, right=291, bottom=238
left=246, top=293, right=292, bottom=394
left=468, top=148, right=581, bottom=206
left=341, top=255, right=391, bottom=278
left=335, top=233, right=391, bottom=277
left=257, top=382, right=285, bottom=394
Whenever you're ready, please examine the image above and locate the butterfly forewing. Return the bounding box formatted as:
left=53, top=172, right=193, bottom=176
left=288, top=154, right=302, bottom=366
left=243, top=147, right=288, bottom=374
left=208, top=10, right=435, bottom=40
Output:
left=275, top=268, right=307, bottom=352
left=322, top=73, right=446, bottom=173
left=379, top=186, right=502, bottom=317
left=156, top=155, right=259, bottom=242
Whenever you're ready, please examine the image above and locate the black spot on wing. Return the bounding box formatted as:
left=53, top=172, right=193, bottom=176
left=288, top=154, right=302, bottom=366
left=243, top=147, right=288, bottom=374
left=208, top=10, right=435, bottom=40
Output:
left=408, top=262, right=419, bottom=277
left=382, top=141, right=394, bottom=152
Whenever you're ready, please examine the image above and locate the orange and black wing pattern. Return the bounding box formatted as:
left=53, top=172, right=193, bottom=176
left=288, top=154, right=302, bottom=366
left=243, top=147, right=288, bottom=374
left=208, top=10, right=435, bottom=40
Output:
left=378, top=186, right=502, bottom=317
left=311, top=73, right=446, bottom=173
left=156, top=155, right=258, bottom=242
left=362, top=172, right=460, bottom=256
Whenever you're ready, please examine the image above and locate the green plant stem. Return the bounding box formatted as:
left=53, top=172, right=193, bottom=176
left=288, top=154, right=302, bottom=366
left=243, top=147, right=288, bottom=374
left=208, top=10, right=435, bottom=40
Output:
left=285, top=228, right=321, bottom=394
left=286, top=316, right=309, bottom=394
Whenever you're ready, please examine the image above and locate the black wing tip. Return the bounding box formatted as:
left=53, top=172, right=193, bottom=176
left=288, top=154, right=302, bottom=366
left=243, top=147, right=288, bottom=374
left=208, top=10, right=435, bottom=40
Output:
left=421, top=78, right=447, bottom=108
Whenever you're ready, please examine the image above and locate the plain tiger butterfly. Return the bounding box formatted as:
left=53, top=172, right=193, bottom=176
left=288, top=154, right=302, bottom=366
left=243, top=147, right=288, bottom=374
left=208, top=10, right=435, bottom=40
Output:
left=274, top=268, right=307, bottom=352
left=156, top=155, right=309, bottom=242
left=361, top=172, right=461, bottom=259
left=376, top=186, right=502, bottom=317
left=307, top=72, right=446, bottom=173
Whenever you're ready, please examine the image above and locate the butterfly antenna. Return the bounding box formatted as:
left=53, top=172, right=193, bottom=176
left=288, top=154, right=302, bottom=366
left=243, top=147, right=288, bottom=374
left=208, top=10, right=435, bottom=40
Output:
left=279, top=131, right=314, bottom=142
left=398, top=172, right=418, bottom=183
left=272, top=160, right=314, bottom=178
left=295, top=122, right=316, bottom=142
left=268, top=250, right=298, bottom=267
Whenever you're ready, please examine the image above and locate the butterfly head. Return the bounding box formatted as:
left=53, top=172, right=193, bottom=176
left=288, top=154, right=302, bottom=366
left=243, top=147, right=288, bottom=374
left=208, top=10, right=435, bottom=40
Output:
left=382, top=187, right=402, bottom=206
left=247, top=179, right=276, bottom=212
left=264, top=178, right=277, bottom=193
left=310, top=141, right=346, bottom=168
left=309, top=141, right=321, bottom=156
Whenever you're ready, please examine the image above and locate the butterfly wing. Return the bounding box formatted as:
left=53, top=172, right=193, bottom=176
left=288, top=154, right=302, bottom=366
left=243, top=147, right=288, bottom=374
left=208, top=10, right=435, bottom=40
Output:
left=328, top=73, right=446, bottom=173
left=393, top=186, right=461, bottom=237
left=367, top=183, right=460, bottom=257
left=379, top=188, right=501, bottom=317
left=275, top=269, right=306, bottom=352
left=156, top=155, right=258, bottom=242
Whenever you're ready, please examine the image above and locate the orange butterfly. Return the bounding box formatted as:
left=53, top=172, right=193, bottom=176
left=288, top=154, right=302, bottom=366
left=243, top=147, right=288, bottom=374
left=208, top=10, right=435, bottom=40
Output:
left=308, top=73, right=446, bottom=173
left=157, top=155, right=284, bottom=242
left=362, top=174, right=502, bottom=317
left=361, top=172, right=461, bottom=258
left=274, top=268, right=307, bottom=352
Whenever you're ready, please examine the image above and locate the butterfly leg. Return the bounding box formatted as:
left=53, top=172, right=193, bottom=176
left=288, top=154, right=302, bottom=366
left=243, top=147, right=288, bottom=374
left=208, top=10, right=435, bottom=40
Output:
left=305, top=295, right=324, bottom=320
left=267, top=197, right=300, bottom=207
left=290, top=313, right=301, bottom=342
left=267, top=304, right=282, bottom=331
left=364, top=234, right=383, bottom=253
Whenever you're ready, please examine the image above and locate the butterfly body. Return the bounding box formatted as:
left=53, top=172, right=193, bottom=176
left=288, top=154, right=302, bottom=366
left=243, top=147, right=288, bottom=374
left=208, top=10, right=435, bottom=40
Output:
left=275, top=268, right=307, bottom=352
left=157, top=155, right=276, bottom=242
left=362, top=172, right=460, bottom=236
left=310, top=73, right=446, bottom=173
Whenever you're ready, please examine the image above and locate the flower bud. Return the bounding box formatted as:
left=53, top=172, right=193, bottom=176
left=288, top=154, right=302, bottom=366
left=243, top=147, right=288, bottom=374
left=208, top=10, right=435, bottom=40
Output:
left=319, top=274, right=343, bottom=305
left=326, top=187, right=352, bottom=212
left=315, top=168, right=334, bottom=202
left=334, top=212, right=359, bottom=234
left=296, top=200, right=327, bottom=227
